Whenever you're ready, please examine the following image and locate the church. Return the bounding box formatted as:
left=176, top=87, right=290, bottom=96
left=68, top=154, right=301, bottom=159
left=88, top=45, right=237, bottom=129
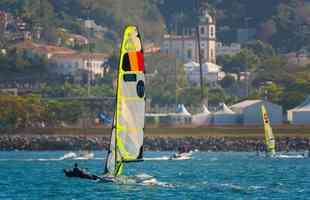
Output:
left=161, top=11, right=216, bottom=64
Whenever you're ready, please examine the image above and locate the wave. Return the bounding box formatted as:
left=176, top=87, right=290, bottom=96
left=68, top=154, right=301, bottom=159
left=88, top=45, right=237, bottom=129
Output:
left=59, top=152, right=94, bottom=160
left=275, top=154, right=306, bottom=159
left=144, top=156, right=170, bottom=161
left=0, top=158, right=62, bottom=161
left=113, top=173, right=175, bottom=188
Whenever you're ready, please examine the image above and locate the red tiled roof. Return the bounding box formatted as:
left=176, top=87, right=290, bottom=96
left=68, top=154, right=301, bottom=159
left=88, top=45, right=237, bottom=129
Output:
left=13, top=41, right=76, bottom=54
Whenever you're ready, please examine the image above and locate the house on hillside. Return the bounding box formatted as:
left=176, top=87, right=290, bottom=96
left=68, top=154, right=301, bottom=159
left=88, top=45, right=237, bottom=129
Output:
left=13, top=41, right=109, bottom=83
left=216, top=42, right=241, bottom=56
left=67, top=33, right=89, bottom=46
left=184, top=61, right=225, bottom=85
left=285, top=52, right=310, bottom=66
left=51, top=52, right=109, bottom=83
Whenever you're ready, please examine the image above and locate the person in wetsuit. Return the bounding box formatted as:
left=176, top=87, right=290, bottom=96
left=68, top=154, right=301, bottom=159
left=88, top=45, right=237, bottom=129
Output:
left=64, top=163, right=99, bottom=180
left=73, top=163, right=81, bottom=175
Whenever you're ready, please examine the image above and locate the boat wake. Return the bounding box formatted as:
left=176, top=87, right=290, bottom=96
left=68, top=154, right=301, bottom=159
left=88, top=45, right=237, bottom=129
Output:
left=0, top=158, right=62, bottom=162
left=59, top=152, right=94, bottom=160
left=112, top=173, right=175, bottom=188
left=143, top=156, right=170, bottom=161
left=275, top=154, right=306, bottom=159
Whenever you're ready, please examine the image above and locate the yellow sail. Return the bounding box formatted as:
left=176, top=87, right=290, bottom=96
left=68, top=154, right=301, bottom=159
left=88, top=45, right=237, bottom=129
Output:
left=261, top=105, right=276, bottom=156
left=104, top=26, right=145, bottom=176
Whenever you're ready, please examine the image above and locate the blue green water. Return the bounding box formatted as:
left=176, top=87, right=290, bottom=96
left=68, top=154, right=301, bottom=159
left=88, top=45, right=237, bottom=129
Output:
left=0, top=151, right=309, bottom=200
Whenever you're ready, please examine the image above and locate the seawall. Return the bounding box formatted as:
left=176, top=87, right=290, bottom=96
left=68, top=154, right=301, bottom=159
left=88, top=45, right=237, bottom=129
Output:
left=1, top=126, right=310, bottom=151
left=0, top=135, right=309, bottom=151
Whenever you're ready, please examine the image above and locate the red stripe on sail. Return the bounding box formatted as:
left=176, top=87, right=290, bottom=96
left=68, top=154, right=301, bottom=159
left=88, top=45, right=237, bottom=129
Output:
left=137, top=51, right=144, bottom=71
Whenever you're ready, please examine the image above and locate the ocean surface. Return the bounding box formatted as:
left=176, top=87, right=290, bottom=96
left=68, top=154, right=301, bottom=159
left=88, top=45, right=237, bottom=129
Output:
left=0, top=151, right=309, bottom=200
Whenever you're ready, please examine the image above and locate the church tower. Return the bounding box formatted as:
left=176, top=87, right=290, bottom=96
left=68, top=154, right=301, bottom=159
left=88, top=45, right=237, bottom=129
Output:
left=198, top=11, right=216, bottom=63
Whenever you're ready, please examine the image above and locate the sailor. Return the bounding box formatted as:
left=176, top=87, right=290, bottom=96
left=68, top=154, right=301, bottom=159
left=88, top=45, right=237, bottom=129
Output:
left=73, top=163, right=82, bottom=175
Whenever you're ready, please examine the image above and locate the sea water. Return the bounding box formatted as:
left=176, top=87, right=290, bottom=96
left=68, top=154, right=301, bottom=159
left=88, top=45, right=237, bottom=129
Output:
left=0, top=151, right=309, bottom=200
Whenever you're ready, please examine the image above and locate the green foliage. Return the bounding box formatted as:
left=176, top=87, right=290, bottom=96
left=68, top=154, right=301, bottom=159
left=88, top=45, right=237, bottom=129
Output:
left=145, top=53, right=188, bottom=106
left=220, top=75, right=237, bottom=89
left=0, top=95, right=85, bottom=130
left=45, top=100, right=83, bottom=124
left=0, top=48, right=49, bottom=78
left=217, top=48, right=260, bottom=73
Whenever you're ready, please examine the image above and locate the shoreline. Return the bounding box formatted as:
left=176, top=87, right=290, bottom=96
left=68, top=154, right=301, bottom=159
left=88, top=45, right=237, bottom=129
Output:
left=1, top=126, right=310, bottom=151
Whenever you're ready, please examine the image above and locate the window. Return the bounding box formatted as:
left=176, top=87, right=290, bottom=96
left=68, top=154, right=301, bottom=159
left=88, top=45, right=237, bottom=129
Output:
left=211, top=49, right=214, bottom=60
left=200, top=49, right=205, bottom=59
left=210, top=26, right=215, bottom=38
left=187, top=49, right=192, bottom=59
left=200, top=26, right=205, bottom=35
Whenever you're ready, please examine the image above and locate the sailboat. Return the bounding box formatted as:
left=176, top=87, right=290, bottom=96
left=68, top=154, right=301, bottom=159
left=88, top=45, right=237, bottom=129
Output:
left=260, top=105, right=276, bottom=157
left=258, top=105, right=307, bottom=159
left=102, top=25, right=146, bottom=180
left=64, top=25, right=146, bottom=182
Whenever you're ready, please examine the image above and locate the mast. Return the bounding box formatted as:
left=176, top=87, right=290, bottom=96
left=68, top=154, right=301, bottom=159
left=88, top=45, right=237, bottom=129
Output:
left=195, top=0, right=205, bottom=105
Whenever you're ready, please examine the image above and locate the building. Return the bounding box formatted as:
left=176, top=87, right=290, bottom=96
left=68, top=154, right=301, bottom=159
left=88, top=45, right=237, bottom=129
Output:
left=184, top=61, right=225, bottom=84
left=67, top=33, right=89, bottom=46
left=285, top=52, right=310, bottom=66
left=13, top=41, right=109, bottom=82
left=230, top=100, right=283, bottom=125
left=144, top=42, right=161, bottom=54
left=146, top=104, right=192, bottom=125
left=84, top=20, right=107, bottom=33
left=216, top=42, right=241, bottom=56
left=213, top=103, right=239, bottom=125
left=192, top=105, right=212, bottom=126
left=287, top=96, right=310, bottom=125
left=0, top=11, right=8, bottom=31
left=51, top=52, right=108, bottom=81
left=161, top=11, right=216, bottom=63
left=169, top=104, right=192, bottom=125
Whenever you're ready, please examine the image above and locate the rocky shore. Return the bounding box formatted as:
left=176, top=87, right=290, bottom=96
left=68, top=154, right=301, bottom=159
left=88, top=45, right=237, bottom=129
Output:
left=0, top=135, right=309, bottom=151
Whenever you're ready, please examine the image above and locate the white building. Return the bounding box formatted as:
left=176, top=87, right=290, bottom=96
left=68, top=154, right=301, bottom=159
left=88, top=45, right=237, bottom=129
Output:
left=288, top=96, right=310, bottom=125
left=230, top=100, right=283, bottom=125
left=161, top=11, right=216, bottom=63
left=192, top=105, right=212, bottom=126
left=213, top=103, right=240, bottom=125
left=216, top=42, right=241, bottom=56
left=84, top=20, right=107, bottom=32
left=184, top=61, right=225, bottom=84
left=51, top=53, right=108, bottom=80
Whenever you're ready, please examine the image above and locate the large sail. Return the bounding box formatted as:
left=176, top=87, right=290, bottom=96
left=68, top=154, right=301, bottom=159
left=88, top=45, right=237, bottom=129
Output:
left=104, top=26, right=145, bottom=176
left=261, top=105, right=276, bottom=155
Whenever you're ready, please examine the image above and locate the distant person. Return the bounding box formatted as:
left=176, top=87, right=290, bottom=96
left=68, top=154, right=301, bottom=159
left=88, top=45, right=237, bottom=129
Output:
left=73, top=163, right=82, bottom=175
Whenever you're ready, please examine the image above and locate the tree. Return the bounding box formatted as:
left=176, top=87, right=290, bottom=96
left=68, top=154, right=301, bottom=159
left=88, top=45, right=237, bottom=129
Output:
left=220, top=75, right=237, bottom=88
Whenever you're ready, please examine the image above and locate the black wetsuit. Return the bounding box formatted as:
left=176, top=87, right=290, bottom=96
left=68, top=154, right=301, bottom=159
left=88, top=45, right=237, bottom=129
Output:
left=64, top=167, right=99, bottom=180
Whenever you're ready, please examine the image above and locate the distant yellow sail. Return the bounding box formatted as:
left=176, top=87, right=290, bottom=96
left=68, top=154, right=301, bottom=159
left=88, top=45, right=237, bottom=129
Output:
left=261, top=105, right=276, bottom=155
left=104, top=26, right=145, bottom=176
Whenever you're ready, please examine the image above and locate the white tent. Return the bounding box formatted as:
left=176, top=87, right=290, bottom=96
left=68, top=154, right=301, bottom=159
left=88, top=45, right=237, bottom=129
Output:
left=213, top=103, right=239, bottom=125
left=288, top=96, right=310, bottom=125
left=169, top=104, right=192, bottom=125
left=192, top=105, right=212, bottom=125
left=176, top=104, right=191, bottom=116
